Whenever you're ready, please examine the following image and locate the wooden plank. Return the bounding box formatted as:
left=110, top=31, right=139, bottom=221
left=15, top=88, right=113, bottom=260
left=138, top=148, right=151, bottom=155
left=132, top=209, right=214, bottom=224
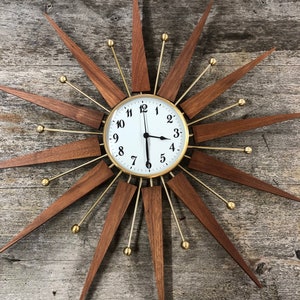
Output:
left=181, top=49, right=275, bottom=119
left=0, top=160, right=113, bottom=253
left=80, top=181, right=137, bottom=300
left=192, top=113, right=300, bottom=143
left=142, top=186, right=164, bottom=300
left=45, top=14, right=126, bottom=108
left=132, top=0, right=150, bottom=92
left=157, top=0, right=213, bottom=101
left=0, top=136, right=101, bottom=169
left=167, top=172, right=262, bottom=287
left=0, top=85, right=104, bottom=129
left=189, top=150, right=300, bottom=202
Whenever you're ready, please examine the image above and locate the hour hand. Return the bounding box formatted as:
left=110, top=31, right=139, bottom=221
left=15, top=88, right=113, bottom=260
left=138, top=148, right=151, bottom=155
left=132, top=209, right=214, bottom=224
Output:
left=143, top=133, right=170, bottom=140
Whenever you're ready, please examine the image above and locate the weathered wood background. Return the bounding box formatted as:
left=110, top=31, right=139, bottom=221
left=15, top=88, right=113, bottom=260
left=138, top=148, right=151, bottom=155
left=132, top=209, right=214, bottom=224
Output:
left=0, top=0, right=299, bottom=299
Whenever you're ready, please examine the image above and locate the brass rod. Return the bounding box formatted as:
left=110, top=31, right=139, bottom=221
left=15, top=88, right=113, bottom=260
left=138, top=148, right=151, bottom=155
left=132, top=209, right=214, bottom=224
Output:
left=124, top=178, right=143, bottom=256
left=37, top=125, right=102, bottom=135
left=175, top=58, right=216, bottom=106
left=154, top=33, right=169, bottom=95
left=188, top=99, right=246, bottom=126
left=59, top=75, right=111, bottom=113
left=178, top=165, right=235, bottom=210
left=161, top=176, right=189, bottom=249
left=41, top=156, right=106, bottom=186
left=107, top=40, right=131, bottom=97
left=188, top=145, right=252, bottom=154
left=77, top=170, right=123, bottom=228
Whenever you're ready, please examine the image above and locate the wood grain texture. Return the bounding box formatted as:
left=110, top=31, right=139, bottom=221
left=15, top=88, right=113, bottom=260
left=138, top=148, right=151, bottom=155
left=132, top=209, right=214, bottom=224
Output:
left=167, top=172, right=262, bottom=287
left=80, top=181, right=137, bottom=300
left=181, top=48, right=275, bottom=119
left=132, top=0, right=150, bottom=92
left=0, top=136, right=101, bottom=169
left=157, top=0, right=213, bottom=101
left=45, top=14, right=126, bottom=108
left=0, top=85, right=104, bottom=129
left=142, top=186, right=164, bottom=300
left=189, top=150, right=300, bottom=202
left=193, top=113, right=300, bottom=143
left=0, top=160, right=113, bottom=253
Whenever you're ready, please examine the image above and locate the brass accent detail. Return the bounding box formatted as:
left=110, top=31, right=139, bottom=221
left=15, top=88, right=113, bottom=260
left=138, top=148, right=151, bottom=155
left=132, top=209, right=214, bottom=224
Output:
left=41, top=156, right=104, bottom=185
left=107, top=39, right=131, bottom=97
left=161, top=176, right=188, bottom=247
left=59, top=75, right=110, bottom=113
left=154, top=33, right=169, bottom=95
left=181, top=240, right=190, bottom=250
left=37, top=125, right=102, bottom=135
left=71, top=224, right=81, bottom=234
left=188, top=145, right=252, bottom=154
left=175, top=58, right=216, bottom=106
left=179, top=165, right=235, bottom=209
left=123, top=247, right=132, bottom=256
left=187, top=98, right=246, bottom=126
left=124, top=178, right=143, bottom=254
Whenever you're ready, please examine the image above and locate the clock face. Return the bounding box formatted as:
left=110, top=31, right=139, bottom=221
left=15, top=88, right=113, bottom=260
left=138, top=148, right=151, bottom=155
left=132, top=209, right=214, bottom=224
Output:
left=104, top=94, right=189, bottom=178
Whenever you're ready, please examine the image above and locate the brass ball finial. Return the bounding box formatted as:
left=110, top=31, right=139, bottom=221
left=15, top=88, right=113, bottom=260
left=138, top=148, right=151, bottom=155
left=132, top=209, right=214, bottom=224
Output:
left=107, top=39, right=114, bottom=47
left=181, top=240, right=190, bottom=250
left=123, top=247, right=132, bottom=256
left=161, top=33, right=169, bottom=42
left=36, top=125, right=45, bottom=133
left=244, top=146, right=253, bottom=154
left=238, top=98, right=246, bottom=106
left=41, top=178, right=50, bottom=186
left=71, top=224, right=80, bottom=234
left=209, top=57, right=217, bottom=66
left=227, top=201, right=236, bottom=210
left=59, top=75, right=67, bottom=83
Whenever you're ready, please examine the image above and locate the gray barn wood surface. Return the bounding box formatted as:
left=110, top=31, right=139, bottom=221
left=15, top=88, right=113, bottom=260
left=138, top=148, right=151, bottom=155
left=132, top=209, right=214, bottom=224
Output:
left=0, top=0, right=299, bottom=299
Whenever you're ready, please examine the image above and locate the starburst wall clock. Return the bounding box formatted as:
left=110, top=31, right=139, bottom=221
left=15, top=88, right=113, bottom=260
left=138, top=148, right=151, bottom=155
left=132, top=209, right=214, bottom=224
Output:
left=0, top=0, right=299, bottom=299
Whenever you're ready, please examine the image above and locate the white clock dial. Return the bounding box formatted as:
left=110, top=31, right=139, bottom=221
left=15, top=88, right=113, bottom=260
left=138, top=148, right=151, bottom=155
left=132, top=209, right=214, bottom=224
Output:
left=104, top=94, right=189, bottom=178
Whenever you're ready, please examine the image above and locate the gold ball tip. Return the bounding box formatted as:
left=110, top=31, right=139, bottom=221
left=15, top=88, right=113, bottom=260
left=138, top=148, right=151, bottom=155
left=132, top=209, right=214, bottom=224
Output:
left=244, top=146, right=252, bottom=154
left=59, top=75, right=67, bottom=83
left=209, top=58, right=217, bottom=66
left=41, top=178, right=50, bottom=186
left=181, top=240, right=190, bottom=250
left=161, top=33, right=169, bottom=41
left=227, top=201, right=236, bottom=210
left=71, top=224, right=80, bottom=234
left=107, top=39, right=114, bottom=47
left=36, top=125, right=45, bottom=133
left=238, top=98, right=246, bottom=106
left=123, top=247, right=132, bottom=256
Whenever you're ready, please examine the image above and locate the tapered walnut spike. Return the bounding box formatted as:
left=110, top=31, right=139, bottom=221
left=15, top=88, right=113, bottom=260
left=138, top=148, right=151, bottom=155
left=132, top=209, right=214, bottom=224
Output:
left=181, top=48, right=275, bottom=119
left=80, top=181, right=137, bottom=300
left=193, top=113, right=300, bottom=143
left=0, top=161, right=114, bottom=253
left=142, top=186, right=164, bottom=300
left=132, top=0, right=150, bottom=92
left=157, top=0, right=213, bottom=102
left=0, top=137, right=101, bottom=169
left=0, top=85, right=104, bottom=129
left=189, top=150, right=300, bottom=202
left=44, top=14, right=126, bottom=108
left=167, top=172, right=262, bottom=288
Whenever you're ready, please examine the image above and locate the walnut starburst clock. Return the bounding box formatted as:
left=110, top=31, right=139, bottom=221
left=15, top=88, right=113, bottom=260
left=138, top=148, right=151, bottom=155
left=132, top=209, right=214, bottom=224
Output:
left=0, top=0, right=299, bottom=299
